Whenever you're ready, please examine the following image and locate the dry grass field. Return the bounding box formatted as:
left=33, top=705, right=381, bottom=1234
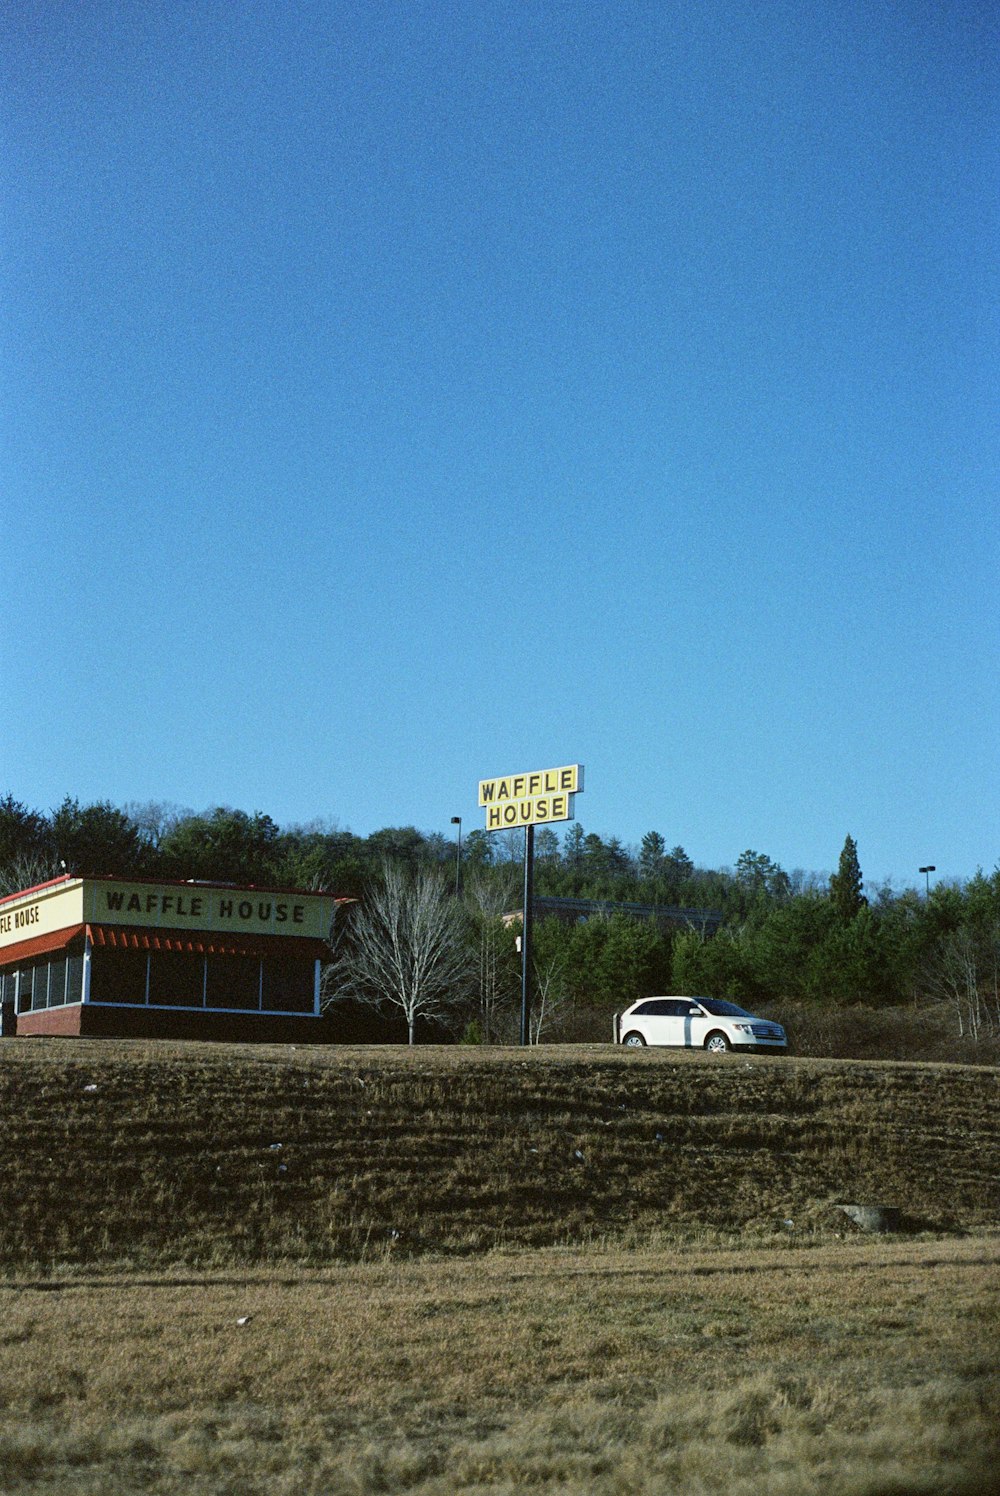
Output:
left=0, top=1039, right=998, bottom=1493
left=0, top=1239, right=997, bottom=1494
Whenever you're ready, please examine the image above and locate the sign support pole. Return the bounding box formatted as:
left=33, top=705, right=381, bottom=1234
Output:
left=475, top=764, right=582, bottom=1046
left=520, top=823, right=534, bottom=1046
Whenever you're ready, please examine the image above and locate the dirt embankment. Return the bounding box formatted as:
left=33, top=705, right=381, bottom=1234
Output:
left=0, top=1040, right=997, bottom=1267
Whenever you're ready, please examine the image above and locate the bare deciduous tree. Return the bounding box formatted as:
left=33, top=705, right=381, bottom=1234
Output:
left=530, top=950, right=570, bottom=1044
left=924, top=925, right=1000, bottom=1042
left=324, top=861, right=473, bottom=1044
left=120, top=801, right=191, bottom=851
left=0, top=853, right=61, bottom=898
left=492, top=828, right=526, bottom=865
left=464, top=866, right=520, bottom=1042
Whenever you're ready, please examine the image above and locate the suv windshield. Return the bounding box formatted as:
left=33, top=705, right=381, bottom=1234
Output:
left=695, top=998, right=753, bottom=1018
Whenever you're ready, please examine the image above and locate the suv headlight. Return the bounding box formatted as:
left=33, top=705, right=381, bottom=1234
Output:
left=733, top=1023, right=753, bottom=1033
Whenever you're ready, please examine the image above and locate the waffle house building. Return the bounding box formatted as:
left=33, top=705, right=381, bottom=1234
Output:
left=0, top=876, right=341, bottom=1041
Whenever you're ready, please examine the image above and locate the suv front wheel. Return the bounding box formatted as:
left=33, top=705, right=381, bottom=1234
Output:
left=704, top=1032, right=730, bottom=1053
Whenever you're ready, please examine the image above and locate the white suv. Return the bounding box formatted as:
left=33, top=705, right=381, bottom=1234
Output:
left=614, top=997, right=787, bottom=1053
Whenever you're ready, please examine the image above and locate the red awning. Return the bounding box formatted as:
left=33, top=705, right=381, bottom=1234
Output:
left=85, top=926, right=330, bottom=960
left=0, top=924, right=87, bottom=966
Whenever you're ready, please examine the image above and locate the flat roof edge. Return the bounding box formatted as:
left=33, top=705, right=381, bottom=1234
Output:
left=0, top=874, right=348, bottom=907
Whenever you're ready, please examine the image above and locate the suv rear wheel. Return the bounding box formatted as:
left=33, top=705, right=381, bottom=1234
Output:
left=622, top=1032, right=646, bottom=1048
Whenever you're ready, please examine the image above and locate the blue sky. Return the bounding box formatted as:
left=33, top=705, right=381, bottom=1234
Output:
left=3, top=0, right=997, bottom=888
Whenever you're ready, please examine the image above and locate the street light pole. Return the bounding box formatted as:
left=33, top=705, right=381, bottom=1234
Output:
left=520, top=823, right=534, bottom=1047
left=918, top=865, right=936, bottom=897
left=450, top=817, right=463, bottom=897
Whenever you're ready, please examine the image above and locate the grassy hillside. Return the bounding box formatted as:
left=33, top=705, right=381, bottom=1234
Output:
left=0, top=1040, right=996, bottom=1268
left=2, top=1040, right=999, bottom=1495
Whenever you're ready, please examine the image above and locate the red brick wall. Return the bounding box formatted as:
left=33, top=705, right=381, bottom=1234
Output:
left=78, top=1004, right=324, bottom=1044
left=15, top=1005, right=84, bottom=1036
left=12, top=1003, right=324, bottom=1043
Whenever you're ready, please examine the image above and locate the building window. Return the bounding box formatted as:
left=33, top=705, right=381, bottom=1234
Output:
left=148, top=952, right=205, bottom=1007
left=29, top=941, right=320, bottom=1016
left=1, top=950, right=88, bottom=1011
left=263, top=958, right=315, bottom=1014
left=34, top=963, right=50, bottom=1010
left=89, top=949, right=149, bottom=1004
left=206, top=954, right=260, bottom=1010
left=66, top=953, right=85, bottom=1005
left=17, top=965, right=35, bottom=1012
left=46, top=957, right=67, bottom=1008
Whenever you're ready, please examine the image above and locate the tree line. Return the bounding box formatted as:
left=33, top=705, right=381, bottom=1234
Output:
left=2, top=795, right=998, bottom=1044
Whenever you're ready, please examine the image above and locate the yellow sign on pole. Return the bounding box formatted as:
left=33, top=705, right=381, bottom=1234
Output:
left=478, top=764, right=583, bottom=829
left=477, top=764, right=584, bottom=1046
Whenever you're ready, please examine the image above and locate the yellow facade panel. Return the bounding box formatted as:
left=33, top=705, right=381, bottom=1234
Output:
left=0, top=878, right=336, bottom=952
left=81, top=881, right=336, bottom=940
left=0, top=882, right=84, bottom=951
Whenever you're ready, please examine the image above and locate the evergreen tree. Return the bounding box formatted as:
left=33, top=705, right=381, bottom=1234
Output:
left=49, top=797, right=150, bottom=877
left=665, top=846, right=694, bottom=881
left=638, top=831, right=666, bottom=881
left=562, top=823, right=585, bottom=867
left=0, top=795, right=49, bottom=869
left=829, top=834, right=866, bottom=921
left=604, top=837, right=632, bottom=875
left=534, top=828, right=561, bottom=863
left=462, top=829, right=493, bottom=870
left=157, top=807, right=282, bottom=883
